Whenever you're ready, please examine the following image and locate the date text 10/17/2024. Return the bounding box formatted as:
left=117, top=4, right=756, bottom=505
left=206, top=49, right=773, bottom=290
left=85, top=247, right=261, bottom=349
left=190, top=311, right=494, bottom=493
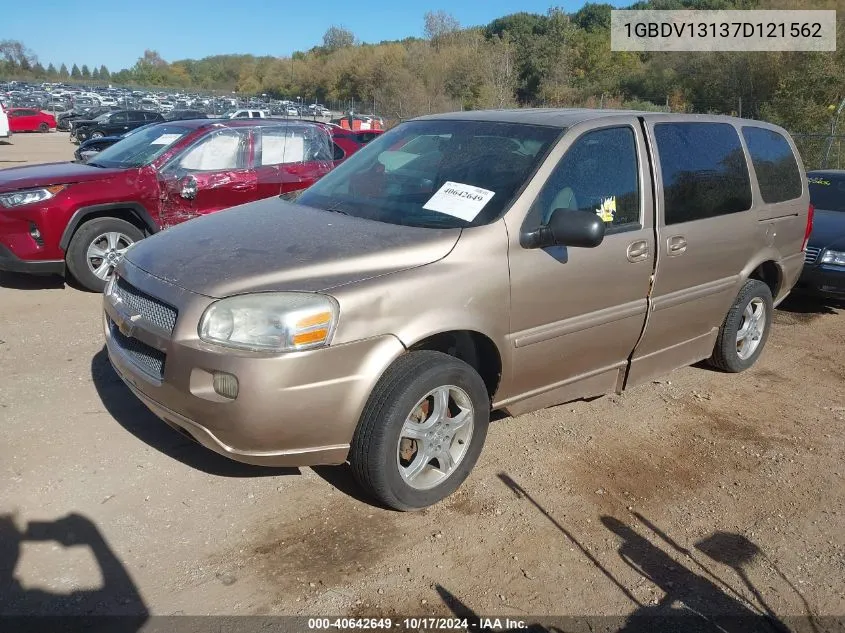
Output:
left=307, top=618, right=529, bottom=630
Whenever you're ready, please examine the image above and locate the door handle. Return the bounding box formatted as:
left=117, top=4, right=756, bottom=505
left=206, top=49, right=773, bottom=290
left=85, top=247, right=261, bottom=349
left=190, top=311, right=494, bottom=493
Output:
left=667, top=235, right=687, bottom=256
left=626, top=240, right=649, bottom=263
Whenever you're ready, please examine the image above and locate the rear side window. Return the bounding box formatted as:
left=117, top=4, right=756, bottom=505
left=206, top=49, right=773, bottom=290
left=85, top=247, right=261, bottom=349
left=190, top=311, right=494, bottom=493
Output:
left=655, top=122, right=752, bottom=225
left=742, top=127, right=802, bottom=203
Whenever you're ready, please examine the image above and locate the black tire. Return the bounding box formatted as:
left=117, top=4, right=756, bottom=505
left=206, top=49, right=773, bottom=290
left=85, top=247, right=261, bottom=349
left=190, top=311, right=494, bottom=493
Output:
left=38, top=122, right=49, bottom=133
left=350, top=350, right=491, bottom=511
left=90, top=131, right=104, bottom=139
left=708, top=279, right=773, bottom=373
left=65, top=217, right=144, bottom=292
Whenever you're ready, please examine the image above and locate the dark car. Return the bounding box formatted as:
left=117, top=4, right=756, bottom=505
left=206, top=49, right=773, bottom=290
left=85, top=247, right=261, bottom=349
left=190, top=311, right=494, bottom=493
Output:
left=73, top=122, right=158, bottom=162
left=164, top=109, right=208, bottom=121
left=58, top=106, right=114, bottom=131
left=71, top=110, right=165, bottom=144
left=799, top=170, right=845, bottom=298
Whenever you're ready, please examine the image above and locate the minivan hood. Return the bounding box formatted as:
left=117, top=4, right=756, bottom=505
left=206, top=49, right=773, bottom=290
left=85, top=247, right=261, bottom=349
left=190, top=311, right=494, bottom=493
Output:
left=125, top=197, right=461, bottom=298
left=0, top=161, right=127, bottom=192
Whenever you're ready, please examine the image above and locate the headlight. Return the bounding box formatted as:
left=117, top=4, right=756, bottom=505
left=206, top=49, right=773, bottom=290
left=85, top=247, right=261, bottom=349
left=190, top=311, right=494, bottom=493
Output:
left=821, top=250, right=845, bottom=266
left=0, top=185, right=67, bottom=209
left=198, top=292, right=339, bottom=352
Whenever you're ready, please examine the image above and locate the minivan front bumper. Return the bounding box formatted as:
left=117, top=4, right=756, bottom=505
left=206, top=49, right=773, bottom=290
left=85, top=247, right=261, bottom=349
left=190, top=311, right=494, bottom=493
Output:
left=103, top=267, right=405, bottom=467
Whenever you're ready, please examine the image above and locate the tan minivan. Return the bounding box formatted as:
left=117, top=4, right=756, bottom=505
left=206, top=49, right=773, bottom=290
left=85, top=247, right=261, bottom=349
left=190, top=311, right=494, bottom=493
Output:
left=103, top=109, right=812, bottom=510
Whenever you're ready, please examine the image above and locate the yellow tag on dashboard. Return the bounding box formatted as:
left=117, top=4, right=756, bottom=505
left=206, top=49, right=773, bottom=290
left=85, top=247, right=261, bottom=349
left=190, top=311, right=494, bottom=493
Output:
left=596, top=196, right=616, bottom=223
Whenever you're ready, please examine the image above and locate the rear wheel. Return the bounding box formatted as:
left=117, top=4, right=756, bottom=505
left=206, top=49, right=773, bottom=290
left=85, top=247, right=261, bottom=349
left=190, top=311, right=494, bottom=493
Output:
left=38, top=122, right=49, bottom=133
left=90, top=131, right=105, bottom=139
left=66, top=217, right=144, bottom=292
left=349, top=351, right=490, bottom=511
left=708, top=279, right=773, bottom=373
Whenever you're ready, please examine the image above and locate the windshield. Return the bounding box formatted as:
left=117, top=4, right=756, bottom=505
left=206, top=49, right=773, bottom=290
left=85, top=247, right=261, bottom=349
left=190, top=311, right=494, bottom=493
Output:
left=93, top=112, right=111, bottom=122
left=297, top=119, right=561, bottom=229
left=88, top=124, right=192, bottom=168
left=809, top=176, right=845, bottom=212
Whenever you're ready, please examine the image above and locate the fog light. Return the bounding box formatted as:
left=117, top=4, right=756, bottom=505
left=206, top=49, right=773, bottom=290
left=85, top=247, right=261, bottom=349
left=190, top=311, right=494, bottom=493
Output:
left=212, top=371, right=239, bottom=399
left=29, top=223, right=44, bottom=247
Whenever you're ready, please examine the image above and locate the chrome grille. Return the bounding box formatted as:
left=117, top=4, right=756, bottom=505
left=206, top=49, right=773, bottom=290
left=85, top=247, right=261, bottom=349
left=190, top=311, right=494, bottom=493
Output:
left=114, top=276, right=177, bottom=334
left=804, top=246, right=821, bottom=264
left=108, top=318, right=165, bottom=379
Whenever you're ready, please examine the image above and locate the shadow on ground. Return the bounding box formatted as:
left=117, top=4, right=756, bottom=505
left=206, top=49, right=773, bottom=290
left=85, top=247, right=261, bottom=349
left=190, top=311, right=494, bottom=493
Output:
left=432, top=473, right=821, bottom=633
left=0, top=271, right=65, bottom=290
left=0, top=512, right=147, bottom=631
left=776, top=291, right=843, bottom=316
left=90, top=347, right=298, bottom=479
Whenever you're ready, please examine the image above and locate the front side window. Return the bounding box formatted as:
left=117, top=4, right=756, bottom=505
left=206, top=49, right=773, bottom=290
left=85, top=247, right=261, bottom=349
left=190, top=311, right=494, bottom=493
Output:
left=177, top=129, right=249, bottom=171
left=110, top=112, right=128, bottom=123
left=655, top=122, right=752, bottom=225
left=741, top=126, right=802, bottom=203
left=528, top=126, right=641, bottom=230
left=297, top=119, right=560, bottom=229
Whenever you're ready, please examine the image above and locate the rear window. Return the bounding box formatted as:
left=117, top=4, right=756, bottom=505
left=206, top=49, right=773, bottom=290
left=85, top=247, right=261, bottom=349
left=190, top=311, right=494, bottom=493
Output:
left=741, top=127, right=802, bottom=203
left=808, top=175, right=845, bottom=212
left=655, top=122, right=752, bottom=225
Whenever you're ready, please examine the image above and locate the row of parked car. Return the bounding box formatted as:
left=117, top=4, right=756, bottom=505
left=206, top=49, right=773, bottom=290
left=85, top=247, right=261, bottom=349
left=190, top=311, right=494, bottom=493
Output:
left=1, top=107, right=843, bottom=512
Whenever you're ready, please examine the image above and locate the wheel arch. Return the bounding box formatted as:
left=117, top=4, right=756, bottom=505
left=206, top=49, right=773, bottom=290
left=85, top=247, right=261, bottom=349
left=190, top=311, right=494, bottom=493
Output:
left=742, top=256, right=783, bottom=302
left=59, top=203, right=159, bottom=252
left=406, top=330, right=503, bottom=402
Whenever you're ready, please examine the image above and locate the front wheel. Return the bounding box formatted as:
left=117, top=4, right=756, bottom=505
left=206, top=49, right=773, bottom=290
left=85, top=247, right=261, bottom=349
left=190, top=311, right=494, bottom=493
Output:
left=65, top=217, right=144, bottom=292
left=350, top=351, right=490, bottom=511
left=708, top=279, right=773, bottom=372
left=90, top=131, right=105, bottom=139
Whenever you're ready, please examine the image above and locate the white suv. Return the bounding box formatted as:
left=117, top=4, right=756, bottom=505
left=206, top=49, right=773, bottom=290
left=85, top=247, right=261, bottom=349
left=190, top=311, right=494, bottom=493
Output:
left=227, top=109, right=270, bottom=119
left=0, top=103, right=10, bottom=142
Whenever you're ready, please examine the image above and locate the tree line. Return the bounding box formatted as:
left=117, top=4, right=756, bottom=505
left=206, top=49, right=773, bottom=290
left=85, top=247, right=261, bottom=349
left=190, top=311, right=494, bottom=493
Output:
left=2, top=0, right=843, bottom=134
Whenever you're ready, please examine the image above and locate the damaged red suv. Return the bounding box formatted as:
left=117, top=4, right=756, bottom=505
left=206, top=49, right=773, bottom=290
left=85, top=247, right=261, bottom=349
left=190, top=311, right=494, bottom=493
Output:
left=0, top=119, right=335, bottom=291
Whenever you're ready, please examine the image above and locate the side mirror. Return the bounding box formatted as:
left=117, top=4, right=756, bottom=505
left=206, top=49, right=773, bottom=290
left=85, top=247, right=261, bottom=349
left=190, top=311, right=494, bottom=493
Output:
left=523, top=208, right=606, bottom=249
left=180, top=175, right=198, bottom=200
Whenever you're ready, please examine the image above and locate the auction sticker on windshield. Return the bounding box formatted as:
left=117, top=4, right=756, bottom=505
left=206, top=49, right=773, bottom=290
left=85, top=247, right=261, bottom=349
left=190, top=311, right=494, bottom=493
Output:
left=150, top=133, right=183, bottom=146
left=423, top=181, right=495, bottom=222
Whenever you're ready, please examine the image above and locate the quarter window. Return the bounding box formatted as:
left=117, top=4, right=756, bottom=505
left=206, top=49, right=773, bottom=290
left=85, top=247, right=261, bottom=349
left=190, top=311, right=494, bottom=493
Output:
left=530, top=126, right=641, bottom=229
left=741, top=126, right=802, bottom=203
left=655, top=122, right=752, bottom=225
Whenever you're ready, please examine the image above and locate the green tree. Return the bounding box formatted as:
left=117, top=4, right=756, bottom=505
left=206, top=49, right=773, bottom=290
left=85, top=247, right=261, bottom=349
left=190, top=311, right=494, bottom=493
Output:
left=70, top=63, right=81, bottom=78
left=322, top=26, right=356, bottom=51
left=99, top=64, right=110, bottom=80
left=81, top=64, right=91, bottom=78
left=59, top=63, right=69, bottom=79
left=46, top=62, right=57, bottom=78
left=92, top=67, right=100, bottom=80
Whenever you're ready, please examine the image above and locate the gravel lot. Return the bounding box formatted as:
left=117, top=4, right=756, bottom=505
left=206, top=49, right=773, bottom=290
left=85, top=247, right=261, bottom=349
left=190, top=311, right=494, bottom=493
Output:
left=1, top=132, right=844, bottom=629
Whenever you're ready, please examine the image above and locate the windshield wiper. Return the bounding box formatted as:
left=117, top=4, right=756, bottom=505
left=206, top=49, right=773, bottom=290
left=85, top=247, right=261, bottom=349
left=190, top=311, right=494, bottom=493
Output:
left=324, top=201, right=350, bottom=216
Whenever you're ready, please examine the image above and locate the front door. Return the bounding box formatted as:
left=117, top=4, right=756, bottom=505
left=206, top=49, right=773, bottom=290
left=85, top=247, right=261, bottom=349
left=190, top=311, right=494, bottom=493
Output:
left=502, top=121, right=655, bottom=414
left=157, top=127, right=257, bottom=228
left=625, top=118, right=758, bottom=387
left=107, top=111, right=130, bottom=135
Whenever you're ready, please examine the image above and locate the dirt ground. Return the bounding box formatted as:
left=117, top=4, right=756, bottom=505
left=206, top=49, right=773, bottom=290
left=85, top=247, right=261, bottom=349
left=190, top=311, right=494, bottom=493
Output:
left=1, top=133, right=844, bottom=630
